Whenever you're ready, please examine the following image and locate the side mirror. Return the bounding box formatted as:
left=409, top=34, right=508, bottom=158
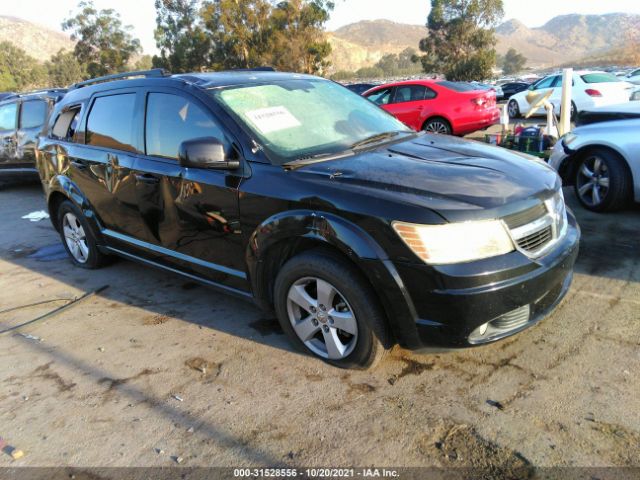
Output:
left=178, top=137, right=240, bottom=170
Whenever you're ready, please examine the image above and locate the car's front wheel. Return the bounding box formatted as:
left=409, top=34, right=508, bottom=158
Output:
left=57, top=200, right=109, bottom=268
left=574, top=148, right=631, bottom=212
left=274, top=249, right=387, bottom=369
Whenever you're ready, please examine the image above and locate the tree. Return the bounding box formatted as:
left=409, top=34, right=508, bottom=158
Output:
left=201, top=0, right=273, bottom=69
left=502, top=48, right=526, bottom=75
left=133, top=55, right=154, bottom=71
left=46, top=50, right=87, bottom=87
left=375, top=47, right=421, bottom=77
left=62, top=1, right=142, bottom=77
left=153, top=0, right=211, bottom=72
left=0, top=42, right=47, bottom=91
left=415, top=0, right=504, bottom=81
left=269, top=0, right=334, bottom=74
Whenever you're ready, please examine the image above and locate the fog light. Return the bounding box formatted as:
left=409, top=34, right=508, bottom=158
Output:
left=478, top=322, right=488, bottom=336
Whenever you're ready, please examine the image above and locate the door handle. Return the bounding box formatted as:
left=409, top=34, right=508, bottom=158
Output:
left=135, top=173, right=160, bottom=185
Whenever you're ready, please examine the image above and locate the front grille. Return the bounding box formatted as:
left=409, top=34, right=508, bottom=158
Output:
left=490, top=305, right=531, bottom=330
left=503, top=203, right=547, bottom=229
left=502, top=193, right=566, bottom=258
left=516, top=225, right=553, bottom=252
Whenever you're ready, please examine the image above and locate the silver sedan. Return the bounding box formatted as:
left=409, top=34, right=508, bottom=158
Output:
left=549, top=103, right=640, bottom=212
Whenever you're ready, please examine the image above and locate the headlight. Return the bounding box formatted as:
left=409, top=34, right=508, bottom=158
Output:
left=393, top=220, right=515, bottom=265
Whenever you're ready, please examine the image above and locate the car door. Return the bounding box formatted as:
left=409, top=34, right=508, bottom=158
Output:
left=365, top=87, right=395, bottom=113
left=68, top=91, right=143, bottom=238
left=0, top=101, right=18, bottom=169
left=131, top=89, right=247, bottom=290
left=526, top=75, right=558, bottom=115
left=385, top=85, right=430, bottom=130
left=16, top=99, right=48, bottom=169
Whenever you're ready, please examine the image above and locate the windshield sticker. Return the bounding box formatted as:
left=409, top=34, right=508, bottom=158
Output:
left=244, top=106, right=301, bottom=133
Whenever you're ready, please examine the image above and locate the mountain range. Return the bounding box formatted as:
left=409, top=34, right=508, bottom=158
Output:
left=328, top=13, right=640, bottom=72
left=1, top=13, right=638, bottom=73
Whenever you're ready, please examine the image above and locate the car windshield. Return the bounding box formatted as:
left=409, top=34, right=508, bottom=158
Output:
left=210, top=78, right=411, bottom=165
left=581, top=73, right=622, bottom=84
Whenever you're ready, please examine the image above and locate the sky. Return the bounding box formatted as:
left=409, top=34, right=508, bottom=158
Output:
left=1, top=0, right=640, bottom=54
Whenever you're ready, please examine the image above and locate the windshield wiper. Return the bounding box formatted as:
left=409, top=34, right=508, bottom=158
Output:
left=349, top=130, right=413, bottom=150
left=283, top=150, right=354, bottom=171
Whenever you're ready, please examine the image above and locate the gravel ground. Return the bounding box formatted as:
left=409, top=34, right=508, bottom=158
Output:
left=0, top=182, right=638, bottom=475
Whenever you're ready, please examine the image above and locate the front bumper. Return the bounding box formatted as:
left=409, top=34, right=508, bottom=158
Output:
left=392, top=210, right=580, bottom=349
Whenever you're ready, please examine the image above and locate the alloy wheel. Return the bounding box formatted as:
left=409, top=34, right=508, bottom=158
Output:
left=285, top=276, right=358, bottom=360
left=508, top=100, right=519, bottom=117
left=576, top=155, right=610, bottom=207
left=424, top=121, right=449, bottom=135
left=62, top=212, right=89, bottom=263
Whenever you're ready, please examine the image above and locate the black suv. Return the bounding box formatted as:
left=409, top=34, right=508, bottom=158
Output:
left=37, top=69, right=580, bottom=368
left=0, top=89, right=66, bottom=182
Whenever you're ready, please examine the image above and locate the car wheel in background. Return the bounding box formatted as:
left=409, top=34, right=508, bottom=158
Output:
left=274, top=249, right=387, bottom=369
left=423, top=117, right=452, bottom=135
left=57, top=200, right=109, bottom=268
left=508, top=100, right=520, bottom=118
left=574, top=148, right=631, bottom=212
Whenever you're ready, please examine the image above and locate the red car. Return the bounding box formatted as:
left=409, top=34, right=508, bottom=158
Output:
left=363, top=80, right=500, bottom=136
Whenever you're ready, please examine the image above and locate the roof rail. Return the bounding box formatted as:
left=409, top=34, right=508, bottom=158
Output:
left=70, top=68, right=171, bottom=89
left=231, top=67, right=275, bottom=72
left=0, top=89, right=67, bottom=102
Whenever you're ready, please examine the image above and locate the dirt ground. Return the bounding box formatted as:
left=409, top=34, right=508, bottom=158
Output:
left=0, top=181, right=638, bottom=475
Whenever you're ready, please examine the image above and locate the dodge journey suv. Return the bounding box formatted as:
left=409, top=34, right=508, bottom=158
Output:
left=37, top=69, right=580, bottom=369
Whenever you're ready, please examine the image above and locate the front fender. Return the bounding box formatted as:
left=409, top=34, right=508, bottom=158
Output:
left=246, top=210, right=422, bottom=349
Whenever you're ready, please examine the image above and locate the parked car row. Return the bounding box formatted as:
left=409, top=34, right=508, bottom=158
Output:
left=507, top=71, right=635, bottom=119
left=0, top=68, right=586, bottom=369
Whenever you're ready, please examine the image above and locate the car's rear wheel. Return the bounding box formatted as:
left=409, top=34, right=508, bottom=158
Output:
left=574, top=148, right=631, bottom=212
left=423, top=117, right=452, bottom=135
left=508, top=99, right=520, bottom=118
left=57, top=200, right=108, bottom=268
left=274, top=250, right=387, bottom=369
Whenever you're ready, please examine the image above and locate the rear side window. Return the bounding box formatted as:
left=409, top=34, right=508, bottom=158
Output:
left=52, top=107, right=82, bottom=141
left=0, top=102, right=17, bottom=131
left=86, top=94, right=137, bottom=152
left=145, top=93, right=228, bottom=160
left=394, top=85, right=428, bottom=103
left=581, top=73, right=621, bottom=84
left=20, top=100, right=47, bottom=129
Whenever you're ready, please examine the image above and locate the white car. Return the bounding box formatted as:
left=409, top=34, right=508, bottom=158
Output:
left=625, top=68, right=640, bottom=85
left=549, top=102, right=640, bottom=212
left=507, top=71, right=634, bottom=120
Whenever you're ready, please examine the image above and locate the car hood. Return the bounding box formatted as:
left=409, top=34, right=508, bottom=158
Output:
left=292, top=134, right=560, bottom=221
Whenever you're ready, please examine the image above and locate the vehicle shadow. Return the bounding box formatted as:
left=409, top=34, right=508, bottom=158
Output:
left=0, top=184, right=294, bottom=352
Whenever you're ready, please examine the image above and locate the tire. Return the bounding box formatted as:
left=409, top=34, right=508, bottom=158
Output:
left=560, top=101, right=578, bottom=121
left=574, top=148, right=631, bottom=212
left=423, top=117, right=452, bottom=135
left=508, top=99, right=520, bottom=118
left=273, top=249, right=388, bottom=369
left=57, top=200, right=109, bottom=268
